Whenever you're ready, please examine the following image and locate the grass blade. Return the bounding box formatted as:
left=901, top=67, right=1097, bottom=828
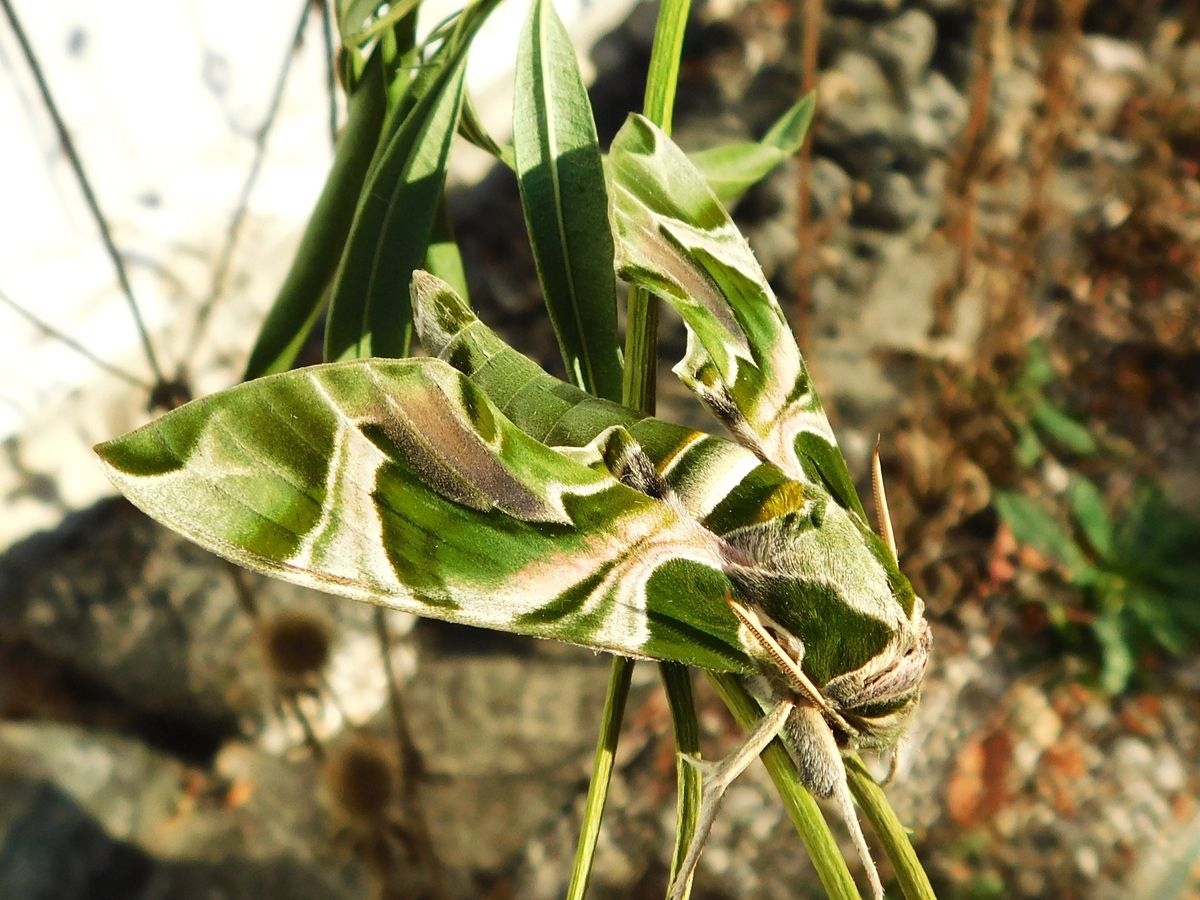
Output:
left=569, top=3, right=696, bottom=895
left=514, top=0, right=622, bottom=399
left=243, top=45, right=388, bottom=380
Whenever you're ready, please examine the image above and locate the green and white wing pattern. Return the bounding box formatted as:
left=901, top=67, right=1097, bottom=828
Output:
left=412, top=271, right=779, bottom=526
left=95, top=358, right=753, bottom=673
left=609, top=115, right=865, bottom=518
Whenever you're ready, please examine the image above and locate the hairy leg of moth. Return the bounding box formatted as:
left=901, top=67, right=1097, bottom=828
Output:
left=667, top=698, right=795, bottom=900
left=787, top=705, right=884, bottom=900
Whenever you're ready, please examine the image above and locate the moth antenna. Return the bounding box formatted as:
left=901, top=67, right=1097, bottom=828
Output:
left=872, top=437, right=898, bottom=564
left=726, top=595, right=858, bottom=738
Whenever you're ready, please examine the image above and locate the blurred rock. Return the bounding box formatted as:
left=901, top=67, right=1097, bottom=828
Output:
left=811, top=156, right=855, bottom=218
left=0, top=722, right=365, bottom=899
left=870, top=9, right=938, bottom=89
left=907, top=71, right=969, bottom=159
left=818, top=52, right=903, bottom=179
left=855, top=171, right=925, bottom=230
left=1085, top=35, right=1148, bottom=74
left=0, top=497, right=415, bottom=744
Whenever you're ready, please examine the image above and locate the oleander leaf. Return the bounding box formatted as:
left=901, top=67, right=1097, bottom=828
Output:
left=459, top=88, right=515, bottom=169
left=243, top=43, right=389, bottom=380
left=325, top=2, right=499, bottom=361
left=95, top=357, right=752, bottom=674
left=424, top=192, right=470, bottom=300
left=514, top=0, right=622, bottom=398
left=689, top=93, right=815, bottom=203
left=609, top=114, right=864, bottom=518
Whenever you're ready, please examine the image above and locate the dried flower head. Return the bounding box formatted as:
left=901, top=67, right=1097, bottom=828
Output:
left=324, top=735, right=396, bottom=823
left=259, top=609, right=333, bottom=683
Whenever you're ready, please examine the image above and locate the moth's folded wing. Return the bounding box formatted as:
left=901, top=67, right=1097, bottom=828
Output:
left=610, top=114, right=864, bottom=519
left=95, top=357, right=751, bottom=673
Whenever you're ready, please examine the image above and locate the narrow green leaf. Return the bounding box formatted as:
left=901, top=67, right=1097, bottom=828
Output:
left=1093, top=603, right=1136, bottom=694
left=377, top=8, right=420, bottom=112
left=424, top=193, right=470, bottom=300
left=661, top=663, right=701, bottom=893
left=324, top=17, right=477, bottom=361
left=341, top=0, right=421, bottom=48
left=243, top=44, right=388, bottom=380
left=1013, top=420, right=1044, bottom=469
left=1032, top=400, right=1097, bottom=455
left=689, top=93, right=815, bottom=203
left=337, top=0, right=385, bottom=42
left=1067, top=475, right=1115, bottom=561
left=514, top=0, right=622, bottom=399
left=845, top=754, right=937, bottom=900
left=460, top=88, right=516, bottom=169
left=574, top=5, right=695, bottom=897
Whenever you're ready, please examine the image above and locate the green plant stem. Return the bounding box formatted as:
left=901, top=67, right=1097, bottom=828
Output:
left=568, top=5, right=697, bottom=898
left=621, top=0, right=690, bottom=411
left=709, top=674, right=861, bottom=900
left=565, top=657, right=634, bottom=900
left=845, top=754, right=936, bottom=900
left=639, top=5, right=705, bottom=899
left=661, top=663, right=701, bottom=888
left=641, top=0, right=690, bottom=133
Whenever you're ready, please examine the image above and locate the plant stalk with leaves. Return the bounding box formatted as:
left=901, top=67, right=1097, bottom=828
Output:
left=95, top=1, right=934, bottom=896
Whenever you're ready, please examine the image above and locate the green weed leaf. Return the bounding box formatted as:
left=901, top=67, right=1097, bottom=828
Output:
left=324, top=12, right=482, bottom=361
left=1032, top=400, right=1097, bottom=455
left=1067, top=476, right=1114, bottom=561
left=995, top=491, right=1090, bottom=576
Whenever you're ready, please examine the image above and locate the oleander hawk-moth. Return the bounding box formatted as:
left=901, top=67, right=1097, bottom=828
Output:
left=96, top=114, right=930, bottom=898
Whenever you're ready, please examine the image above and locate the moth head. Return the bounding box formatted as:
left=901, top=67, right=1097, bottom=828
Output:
left=719, top=479, right=926, bottom=693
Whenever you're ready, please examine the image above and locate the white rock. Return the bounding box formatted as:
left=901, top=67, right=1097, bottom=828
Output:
left=1085, top=35, right=1147, bottom=74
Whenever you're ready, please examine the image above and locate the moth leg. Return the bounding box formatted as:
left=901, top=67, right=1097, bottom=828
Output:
left=787, top=705, right=885, bottom=900
left=668, top=698, right=795, bottom=900
left=882, top=744, right=901, bottom=787
left=727, top=597, right=858, bottom=739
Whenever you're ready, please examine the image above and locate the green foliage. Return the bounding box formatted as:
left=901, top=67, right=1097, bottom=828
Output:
left=689, top=93, right=816, bottom=203
left=997, top=478, right=1200, bottom=693
left=1007, top=340, right=1097, bottom=468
